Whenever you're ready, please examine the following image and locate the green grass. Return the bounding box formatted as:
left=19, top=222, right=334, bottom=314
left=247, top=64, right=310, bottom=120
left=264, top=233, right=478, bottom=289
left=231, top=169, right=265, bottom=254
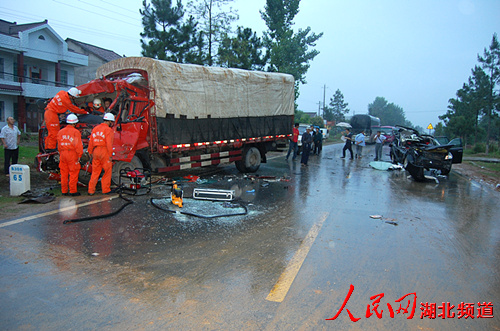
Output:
left=470, top=161, right=500, bottom=173
left=0, top=145, right=39, bottom=169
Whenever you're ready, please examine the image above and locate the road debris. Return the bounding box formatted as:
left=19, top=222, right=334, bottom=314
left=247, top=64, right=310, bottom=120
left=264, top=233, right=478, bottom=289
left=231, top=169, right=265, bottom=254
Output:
left=18, top=191, right=55, bottom=204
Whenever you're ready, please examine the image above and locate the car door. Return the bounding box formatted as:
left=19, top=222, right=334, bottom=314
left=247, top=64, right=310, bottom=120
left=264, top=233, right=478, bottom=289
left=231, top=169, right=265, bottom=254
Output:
left=448, top=138, right=463, bottom=164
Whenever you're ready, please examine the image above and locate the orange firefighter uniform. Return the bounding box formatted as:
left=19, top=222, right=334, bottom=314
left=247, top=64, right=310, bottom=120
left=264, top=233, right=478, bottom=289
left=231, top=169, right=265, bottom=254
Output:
left=44, top=91, right=88, bottom=150
left=57, top=125, right=83, bottom=194
left=88, top=123, right=115, bottom=194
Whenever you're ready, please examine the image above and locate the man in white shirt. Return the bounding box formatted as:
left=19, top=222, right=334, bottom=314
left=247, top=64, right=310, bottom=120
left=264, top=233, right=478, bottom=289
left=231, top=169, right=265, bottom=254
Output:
left=0, top=117, right=22, bottom=175
left=354, top=130, right=366, bottom=159
left=374, top=131, right=387, bottom=161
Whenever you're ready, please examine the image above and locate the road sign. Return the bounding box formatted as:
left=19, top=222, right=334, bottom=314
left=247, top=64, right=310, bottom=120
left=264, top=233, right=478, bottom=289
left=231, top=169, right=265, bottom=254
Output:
left=427, top=123, right=433, bottom=130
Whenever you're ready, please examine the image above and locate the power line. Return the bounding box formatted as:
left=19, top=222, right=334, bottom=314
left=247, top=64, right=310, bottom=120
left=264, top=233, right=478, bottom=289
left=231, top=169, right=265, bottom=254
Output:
left=98, top=0, right=140, bottom=15
left=1, top=7, right=140, bottom=44
left=76, top=0, right=139, bottom=20
left=52, top=0, right=141, bottom=27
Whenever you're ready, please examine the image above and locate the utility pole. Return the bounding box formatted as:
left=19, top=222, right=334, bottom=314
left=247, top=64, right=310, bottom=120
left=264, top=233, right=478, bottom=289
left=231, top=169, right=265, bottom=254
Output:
left=323, top=84, right=326, bottom=118
left=317, top=102, right=322, bottom=116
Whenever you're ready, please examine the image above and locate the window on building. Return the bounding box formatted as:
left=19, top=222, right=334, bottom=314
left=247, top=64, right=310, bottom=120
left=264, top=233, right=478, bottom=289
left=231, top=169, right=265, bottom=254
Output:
left=0, top=58, right=4, bottom=79
left=38, top=35, right=45, bottom=40
left=0, top=101, right=5, bottom=122
left=60, top=70, right=68, bottom=85
left=31, top=71, right=40, bottom=84
left=13, top=102, right=18, bottom=121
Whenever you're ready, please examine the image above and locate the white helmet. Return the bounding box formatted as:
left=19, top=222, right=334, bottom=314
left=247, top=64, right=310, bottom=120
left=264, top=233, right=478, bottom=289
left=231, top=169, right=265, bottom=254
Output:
left=68, top=87, right=81, bottom=97
left=103, top=113, right=115, bottom=122
left=93, top=98, right=102, bottom=107
left=67, top=114, right=79, bottom=124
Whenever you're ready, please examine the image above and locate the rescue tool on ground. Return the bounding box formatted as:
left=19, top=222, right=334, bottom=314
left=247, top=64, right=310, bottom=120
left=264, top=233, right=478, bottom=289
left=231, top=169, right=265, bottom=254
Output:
left=171, top=181, right=183, bottom=208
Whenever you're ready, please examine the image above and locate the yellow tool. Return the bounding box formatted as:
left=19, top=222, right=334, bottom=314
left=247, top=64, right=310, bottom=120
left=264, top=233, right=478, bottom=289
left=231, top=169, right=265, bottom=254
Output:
left=171, top=181, right=183, bottom=208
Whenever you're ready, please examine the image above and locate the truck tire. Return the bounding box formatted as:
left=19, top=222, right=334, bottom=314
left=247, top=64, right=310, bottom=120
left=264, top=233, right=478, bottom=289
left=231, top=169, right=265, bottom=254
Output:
left=78, top=169, right=92, bottom=185
left=236, top=147, right=261, bottom=173
left=112, top=156, right=143, bottom=185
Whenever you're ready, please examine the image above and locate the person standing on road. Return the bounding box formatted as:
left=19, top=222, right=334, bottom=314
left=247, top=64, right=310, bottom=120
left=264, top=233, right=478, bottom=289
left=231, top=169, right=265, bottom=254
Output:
left=354, top=130, right=366, bottom=159
left=313, top=127, right=323, bottom=155
left=44, top=87, right=89, bottom=151
left=0, top=117, right=22, bottom=176
left=57, top=114, right=83, bottom=196
left=286, top=123, right=300, bottom=161
left=300, top=127, right=313, bottom=166
left=88, top=113, right=115, bottom=195
left=373, top=131, right=386, bottom=161
left=340, top=128, right=353, bottom=159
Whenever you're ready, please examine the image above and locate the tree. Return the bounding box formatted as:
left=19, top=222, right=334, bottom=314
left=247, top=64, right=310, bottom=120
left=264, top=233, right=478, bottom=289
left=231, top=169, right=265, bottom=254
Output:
left=477, top=33, right=500, bottom=154
left=187, top=0, right=239, bottom=66
left=140, top=0, right=203, bottom=63
left=260, top=0, right=323, bottom=105
left=217, top=27, right=269, bottom=70
left=324, top=89, right=349, bottom=123
left=294, top=110, right=311, bottom=124
left=368, top=97, right=409, bottom=126
left=310, top=116, right=324, bottom=128
left=440, top=67, right=488, bottom=145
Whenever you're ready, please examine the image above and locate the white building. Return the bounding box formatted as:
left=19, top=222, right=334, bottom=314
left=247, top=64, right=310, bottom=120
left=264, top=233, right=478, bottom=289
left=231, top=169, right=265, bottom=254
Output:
left=0, top=19, right=88, bottom=132
left=66, top=38, right=122, bottom=86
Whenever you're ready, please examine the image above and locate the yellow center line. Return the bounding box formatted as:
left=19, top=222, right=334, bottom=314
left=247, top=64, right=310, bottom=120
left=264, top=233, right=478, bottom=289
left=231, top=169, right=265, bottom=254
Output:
left=266, top=212, right=329, bottom=303
left=0, top=196, right=119, bottom=228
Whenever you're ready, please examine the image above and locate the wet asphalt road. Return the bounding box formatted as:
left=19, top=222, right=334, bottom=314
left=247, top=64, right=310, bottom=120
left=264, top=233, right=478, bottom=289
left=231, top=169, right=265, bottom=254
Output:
left=1, top=143, right=499, bottom=330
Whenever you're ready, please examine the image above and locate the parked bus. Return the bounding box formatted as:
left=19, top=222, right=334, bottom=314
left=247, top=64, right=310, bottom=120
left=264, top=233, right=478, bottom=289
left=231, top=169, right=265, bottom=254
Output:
left=350, top=114, right=381, bottom=144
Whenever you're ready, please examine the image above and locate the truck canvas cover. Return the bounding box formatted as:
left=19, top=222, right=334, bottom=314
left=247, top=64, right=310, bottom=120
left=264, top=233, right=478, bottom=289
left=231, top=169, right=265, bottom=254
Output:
left=97, top=57, right=294, bottom=119
left=97, top=57, right=295, bottom=145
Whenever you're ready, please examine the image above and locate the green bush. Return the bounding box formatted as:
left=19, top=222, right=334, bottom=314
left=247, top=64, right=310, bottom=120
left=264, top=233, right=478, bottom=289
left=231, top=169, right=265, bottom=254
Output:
left=473, top=143, right=486, bottom=154
left=488, top=142, right=498, bottom=154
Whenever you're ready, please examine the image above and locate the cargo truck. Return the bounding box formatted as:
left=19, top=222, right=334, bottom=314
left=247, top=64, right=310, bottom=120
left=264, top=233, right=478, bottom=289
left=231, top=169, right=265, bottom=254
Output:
left=37, top=57, right=295, bottom=183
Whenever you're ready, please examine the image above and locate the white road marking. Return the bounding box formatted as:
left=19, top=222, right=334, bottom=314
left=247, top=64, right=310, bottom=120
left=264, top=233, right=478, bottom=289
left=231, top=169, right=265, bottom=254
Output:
left=266, top=212, right=329, bottom=303
left=0, top=196, right=119, bottom=228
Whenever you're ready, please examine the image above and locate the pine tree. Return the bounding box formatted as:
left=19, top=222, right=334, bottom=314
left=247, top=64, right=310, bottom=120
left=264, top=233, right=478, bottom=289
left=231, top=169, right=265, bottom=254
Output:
left=261, top=0, right=323, bottom=105
left=217, top=27, right=269, bottom=70
left=140, top=0, right=203, bottom=64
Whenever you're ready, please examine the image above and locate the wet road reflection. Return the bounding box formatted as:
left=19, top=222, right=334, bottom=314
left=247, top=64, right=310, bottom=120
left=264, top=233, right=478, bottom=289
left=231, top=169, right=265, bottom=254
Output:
left=1, top=143, right=499, bottom=330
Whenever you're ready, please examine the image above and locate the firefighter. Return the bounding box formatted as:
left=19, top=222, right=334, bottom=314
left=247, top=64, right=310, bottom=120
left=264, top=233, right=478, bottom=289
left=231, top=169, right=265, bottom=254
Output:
left=88, top=98, right=105, bottom=115
left=44, top=87, right=88, bottom=151
left=57, top=114, right=83, bottom=196
left=88, top=113, right=115, bottom=195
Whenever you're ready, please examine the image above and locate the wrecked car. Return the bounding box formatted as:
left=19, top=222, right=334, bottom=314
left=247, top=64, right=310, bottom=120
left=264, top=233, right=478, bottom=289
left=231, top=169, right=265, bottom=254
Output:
left=389, top=126, right=463, bottom=181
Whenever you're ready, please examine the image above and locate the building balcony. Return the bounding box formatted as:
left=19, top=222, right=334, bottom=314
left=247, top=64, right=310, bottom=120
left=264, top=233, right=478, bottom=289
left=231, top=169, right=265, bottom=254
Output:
left=21, top=82, right=64, bottom=99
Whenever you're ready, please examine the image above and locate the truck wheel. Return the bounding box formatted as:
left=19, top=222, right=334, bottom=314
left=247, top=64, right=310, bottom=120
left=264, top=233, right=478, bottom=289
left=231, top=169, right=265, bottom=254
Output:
left=235, top=159, right=247, bottom=173
left=236, top=147, right=261, bottom=173
left=78, top=169, right=92, bottom=185
left=112, top=156, right=143, bottom=185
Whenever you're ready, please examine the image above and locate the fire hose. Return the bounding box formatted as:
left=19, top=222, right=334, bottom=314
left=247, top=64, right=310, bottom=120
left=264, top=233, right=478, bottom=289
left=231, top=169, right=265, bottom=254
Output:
left=62, top=188, right=133, bottom=224
left=150, top=197, right=248, bottom=219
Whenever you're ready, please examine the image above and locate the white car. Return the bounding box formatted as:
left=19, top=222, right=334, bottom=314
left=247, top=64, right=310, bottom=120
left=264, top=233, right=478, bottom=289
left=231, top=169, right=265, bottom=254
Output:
left=320, top=128, right=329, bottom=139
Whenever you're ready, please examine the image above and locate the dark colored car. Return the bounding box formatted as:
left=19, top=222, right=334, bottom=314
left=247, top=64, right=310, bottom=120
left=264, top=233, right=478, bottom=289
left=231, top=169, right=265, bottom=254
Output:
left=389, top=126, right=463, bottom=181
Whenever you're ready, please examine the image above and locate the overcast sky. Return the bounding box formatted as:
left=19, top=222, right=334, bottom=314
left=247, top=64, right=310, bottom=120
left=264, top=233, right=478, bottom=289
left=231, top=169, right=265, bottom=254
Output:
left=2, top=0, right=499, bottom=129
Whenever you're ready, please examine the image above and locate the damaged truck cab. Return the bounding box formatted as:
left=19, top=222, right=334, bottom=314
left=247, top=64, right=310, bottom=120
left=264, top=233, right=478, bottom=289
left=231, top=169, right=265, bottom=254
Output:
left=37, top=57, right=295, bottom=182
